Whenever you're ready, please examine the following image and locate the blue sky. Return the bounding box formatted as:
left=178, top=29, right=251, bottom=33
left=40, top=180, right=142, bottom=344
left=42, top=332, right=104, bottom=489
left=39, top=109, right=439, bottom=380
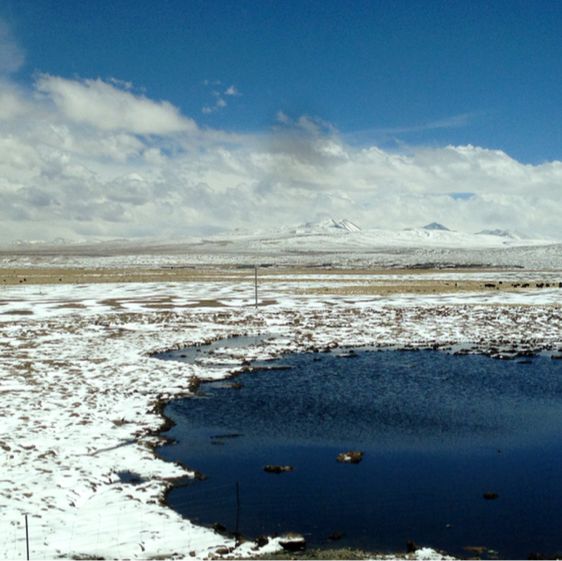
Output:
left=3, top=0, right=561, bottom=163
left=1, top=1, right=561, bottom=241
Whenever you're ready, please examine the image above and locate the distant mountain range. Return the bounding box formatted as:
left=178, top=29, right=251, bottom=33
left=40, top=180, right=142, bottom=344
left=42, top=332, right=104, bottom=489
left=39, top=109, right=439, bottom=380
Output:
left=285, top=219, right=528, bottom=243
left=4, top=218, right=553, bottom=251
left=215, top=218, right=555, bottom=252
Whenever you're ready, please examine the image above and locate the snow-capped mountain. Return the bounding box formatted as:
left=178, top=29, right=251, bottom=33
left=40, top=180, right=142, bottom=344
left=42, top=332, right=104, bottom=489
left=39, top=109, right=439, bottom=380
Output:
left=295, top=218, right=361, bottom=234
left=332, top=218, right=361, bottom=232
left=3, top=218, right=558, bottom=271
left=423, top=222, right=451, bottom=231
left=213, top=218, right=555, bottom=254
left=476, top=229, right=520, bottom=240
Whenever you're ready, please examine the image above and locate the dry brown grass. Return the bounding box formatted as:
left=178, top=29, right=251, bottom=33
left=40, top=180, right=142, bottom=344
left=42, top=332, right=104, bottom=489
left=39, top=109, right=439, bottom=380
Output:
left=298, top=279, right=526, bottom=296
left=0, top=266, right=556, bottom=298
left=0, top=267, right=250, bottom=285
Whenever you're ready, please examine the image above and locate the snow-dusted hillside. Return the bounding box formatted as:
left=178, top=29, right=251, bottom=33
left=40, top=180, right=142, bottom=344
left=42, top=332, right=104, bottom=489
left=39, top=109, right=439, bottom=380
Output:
left=2, top=218, right=561, bottom=270
left=217, top=218, right=555, bottom=251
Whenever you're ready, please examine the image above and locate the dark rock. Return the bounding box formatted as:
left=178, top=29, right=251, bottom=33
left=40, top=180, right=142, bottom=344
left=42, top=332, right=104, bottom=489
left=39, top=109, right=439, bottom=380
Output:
left=254, top=536, right=269, bottom=548
left=464, top=546, right=488, bottom=555
left=279, top=533, right=306, bottom=552
left=483, top=492, right=499, bottom=500
left=212, top=522, right=226, bottom=533
left=336, top=451, right=364, bottom=464
left=188, top=376, right=201, bottom=392
left=264, top=465, right=294, bottom=474
left=210, top=433, right=242, bottom=440
left=328, top=531, right=344, bottom=541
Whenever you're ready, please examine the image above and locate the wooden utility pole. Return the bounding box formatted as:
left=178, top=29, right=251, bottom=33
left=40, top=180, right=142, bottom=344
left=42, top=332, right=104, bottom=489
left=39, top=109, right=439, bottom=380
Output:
left=254, top=266, right=258, bottom=309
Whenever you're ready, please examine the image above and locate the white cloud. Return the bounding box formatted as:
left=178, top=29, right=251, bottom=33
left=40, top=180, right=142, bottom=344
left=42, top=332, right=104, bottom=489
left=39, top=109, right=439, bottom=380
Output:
left=276, top=111, right=291, bottom=124
left=201, top=98, right=226, bottom=114
left=201, top=82, right=240, bottom=114
left=344, top=112, right=482, bottom=146
left=0, top=83, right=28, bottom=119
left=201, top=91, right=228, bottom=114
left=1, top=74, right=562, bottom=242
left=35, top=74, right=196, bottom=135
left=224, top=85, right=240, bottom=96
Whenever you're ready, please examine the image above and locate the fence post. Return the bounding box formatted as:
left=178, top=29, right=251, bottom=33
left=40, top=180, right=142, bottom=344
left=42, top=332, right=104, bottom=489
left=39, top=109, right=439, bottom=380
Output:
left=25, top=514, right=29, bottom=561
left=235, top=481, right=241, bottom=543
left=254, top=266, right=258, bottom=309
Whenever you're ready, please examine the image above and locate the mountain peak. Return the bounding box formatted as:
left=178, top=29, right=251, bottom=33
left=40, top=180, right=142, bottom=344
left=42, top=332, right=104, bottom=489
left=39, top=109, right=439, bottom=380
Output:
left=297, top=218, right=361, bottom=233
left=476, top=228, right=519, bottom=239
left=423, top=222, right=450, bottom=231
left=331, top=218, right=361, bottom=232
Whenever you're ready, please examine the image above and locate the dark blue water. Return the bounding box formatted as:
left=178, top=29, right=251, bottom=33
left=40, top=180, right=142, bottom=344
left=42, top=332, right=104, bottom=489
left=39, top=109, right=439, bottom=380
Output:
left=157, top=350, right=562, bottom=559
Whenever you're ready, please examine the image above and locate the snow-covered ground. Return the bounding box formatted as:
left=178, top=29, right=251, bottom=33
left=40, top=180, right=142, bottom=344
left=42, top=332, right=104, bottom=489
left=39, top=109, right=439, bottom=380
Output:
left=1, top=268, right=561, bottom=559
left=3, top=220, right=562, bottom=270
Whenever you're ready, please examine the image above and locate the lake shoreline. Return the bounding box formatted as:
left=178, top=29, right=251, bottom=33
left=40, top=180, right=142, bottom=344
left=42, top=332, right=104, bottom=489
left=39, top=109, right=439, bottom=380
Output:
left=156, top=344, right=562, bottom=559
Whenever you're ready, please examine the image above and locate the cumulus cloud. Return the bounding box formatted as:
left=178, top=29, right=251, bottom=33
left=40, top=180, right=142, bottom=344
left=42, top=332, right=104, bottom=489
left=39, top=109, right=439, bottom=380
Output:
left=0, top=83, right=28, bottom=119
left=0, top=73, right=561, bottom=242
left=35, top=74, right=196, bottom=135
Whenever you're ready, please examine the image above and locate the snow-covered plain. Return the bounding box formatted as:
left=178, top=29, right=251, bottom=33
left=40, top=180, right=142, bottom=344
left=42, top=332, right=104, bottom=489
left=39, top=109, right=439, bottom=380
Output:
left=3, top=221, right=562, bottom=270
left=1, top=252, right=562, bottom=559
